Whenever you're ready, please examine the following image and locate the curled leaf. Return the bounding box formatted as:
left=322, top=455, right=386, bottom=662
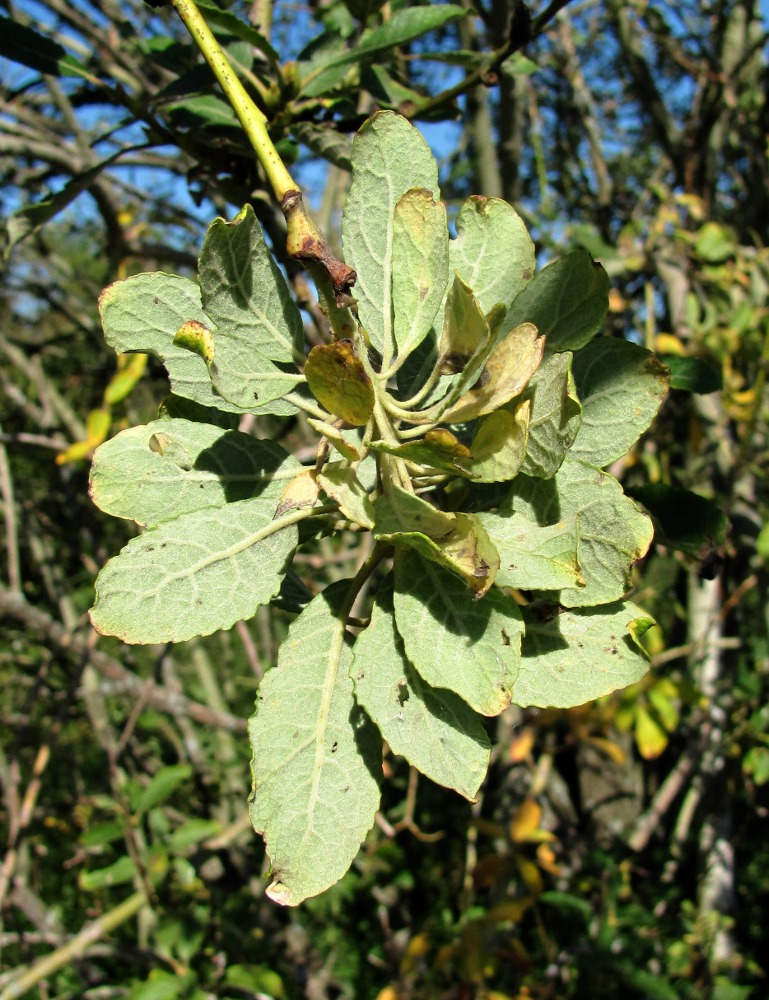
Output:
left=445, top=322, right=544, bottom=423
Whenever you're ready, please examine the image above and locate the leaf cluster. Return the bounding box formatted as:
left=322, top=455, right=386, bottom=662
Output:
left=88, top=111, right=669, bottom=904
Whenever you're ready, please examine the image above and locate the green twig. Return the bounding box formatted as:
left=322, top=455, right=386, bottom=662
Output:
left=0, top=891, right=148, bottom=1000
left=169, top=0, right=295, bottom=202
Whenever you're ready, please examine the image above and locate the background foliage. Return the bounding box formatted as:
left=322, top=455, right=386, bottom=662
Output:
left=1, top=0, right=768, bottom=997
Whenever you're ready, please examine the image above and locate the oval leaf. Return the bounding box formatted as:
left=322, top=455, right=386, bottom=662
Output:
left=249, top=582, right=381, bottom=906
left=304, top=341, right=375, bottom=425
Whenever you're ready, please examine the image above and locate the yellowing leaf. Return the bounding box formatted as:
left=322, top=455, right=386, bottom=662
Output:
left=438, top=272, right=489, bottom=372
left=56, top=408, right=112, bottom=465
left=317, top=464, right=375, bottom=528
left=400, top=932, right=430, bottom=975
left=484, top=899, right=531, bottom=924
left=307, top=418, right=361, bottom=460
left=304, top=340, right=374, bottom=425
left=515, top=854, right=543, bottom=893
left=444, top=322, right=543, bottom=422
left=469, top=399, right=530, bottom=483
left=274, top=469, right=319, bottom=518
left=510, top=798, right=542, bottom=843
left=586, top=735, right=626, bottom=765
left=536, top=842, right=560, bottom=875
left=369, top=428, right=475, bottom=477
left=103, top=352, right=147, bottom=405
left=508, top=728, right=535, bottom=763
left=173, top=319, right=216, bottom=364
left=373, top=488, right=499, bottom=595
left=634, top=704, right=668, bottom=759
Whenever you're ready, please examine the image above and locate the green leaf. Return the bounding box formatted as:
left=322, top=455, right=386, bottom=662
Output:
left=469, top=399, right=531, bottom=483
left=317, top=463, right=375, bottom=528
left=625, top=484, right=728, bottom=557
left=307, top=419, right=361, bottom=460
left=516, top=601, right=653, bottom=708
left=291, top=122, right=352, bottom=171
left=195, top=0, right=279, bottom=61
left=0, top=16, right=86, bottom=76
left=99, top=273, right=286, bottom=415
left=502, top=250, right=609, bottom=352
left=391, top=189, right=449, bottom=362
left=352, top=577, right=489, bottom=800
left=90, top=419, right=300, bottom=527
left=504, top=459, right=653, bottom=607
left=368, top=429, right=474, bottom=478
left=570, top=338, right=669, bottom=467
left=5, top=156, right=121, bottom=253
left=249, top=582, right=381, bottom=906
left=79, top=855, right=136, bottom=891
left=373, top=488, right=499, bottom=595
left=695, top=221, right=737, bottom=264
left=393, top=551, right=524, bottom=716
left=197, top=206, right=305, bottom=409
left=661, top=355, right=722, bottom=393
left=299, top=5, right=467, bottom=97
left=519, top=352, right=582, bottom=478
left=449, top=196, right=535, bottom=316
left=131, top=765, right=193, bottom=817
left=304, top=341, right=374, bottom=425
left=343, top=112, right=439, bottom=357
left=90, top=497, right=299, bottom=644
left=479, top=510, right=583, bottom=592
left=166, top=819, right=221, bottom=853
left=437, top=273, right=491, bottom=375
left=444, top=322, right=543, bottom=423
left=166, top=94, right=240, bottom=132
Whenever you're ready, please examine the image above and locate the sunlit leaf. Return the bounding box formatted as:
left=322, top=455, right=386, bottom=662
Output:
left=352, top=577, right=489, bottom=799
left=502, top=250, right=609, bottom=352
left=444, top=322, right=543, bottom=423
left=90, top=419, right=299, bottom=527
left=393, top=550, right=523, bottom=716
left=304, top=341, right=374, bottom=425
left=249, top=582, right=381, bottom=906
left=504, top=459, right=653, bottom=607
left=343, top=112, right=439, bottom=357
left=391, top=188, right=449, bottom=362
left=516, top=601, right=653, bottom=708
left=91, top=497, right=299, bottom=643
left=570, top=338, right=669, bottom=467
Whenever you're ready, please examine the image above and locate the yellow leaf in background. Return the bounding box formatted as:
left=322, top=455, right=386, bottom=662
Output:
left=536, top=842, right=561, bottom=876
left=515, top=854, right=543, bottom=894
left=586, top=735, right=626, bottom=766
left=608, top=288, right=627, bottom=313
left=56, top=408, right=112, bottom=465
left=634, top=705, right=669, bottom=759
left=654, top=333, right=686, bottom=356
left=484, top=898, right=531, bottom=924
left=648, top=679, right=680, bottom=732
left=508, top=728, right=535, bottom=763
left=510, top=798, right=541, bottom=843
left=103, top=352, right=147, bottom=405
left=375, top=988, right=399, bottom=1000
left=399, top=932, right=430, bottom=976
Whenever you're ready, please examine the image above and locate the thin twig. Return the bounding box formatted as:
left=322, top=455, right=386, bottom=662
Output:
left=0, top=589, right=247, bottom=733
